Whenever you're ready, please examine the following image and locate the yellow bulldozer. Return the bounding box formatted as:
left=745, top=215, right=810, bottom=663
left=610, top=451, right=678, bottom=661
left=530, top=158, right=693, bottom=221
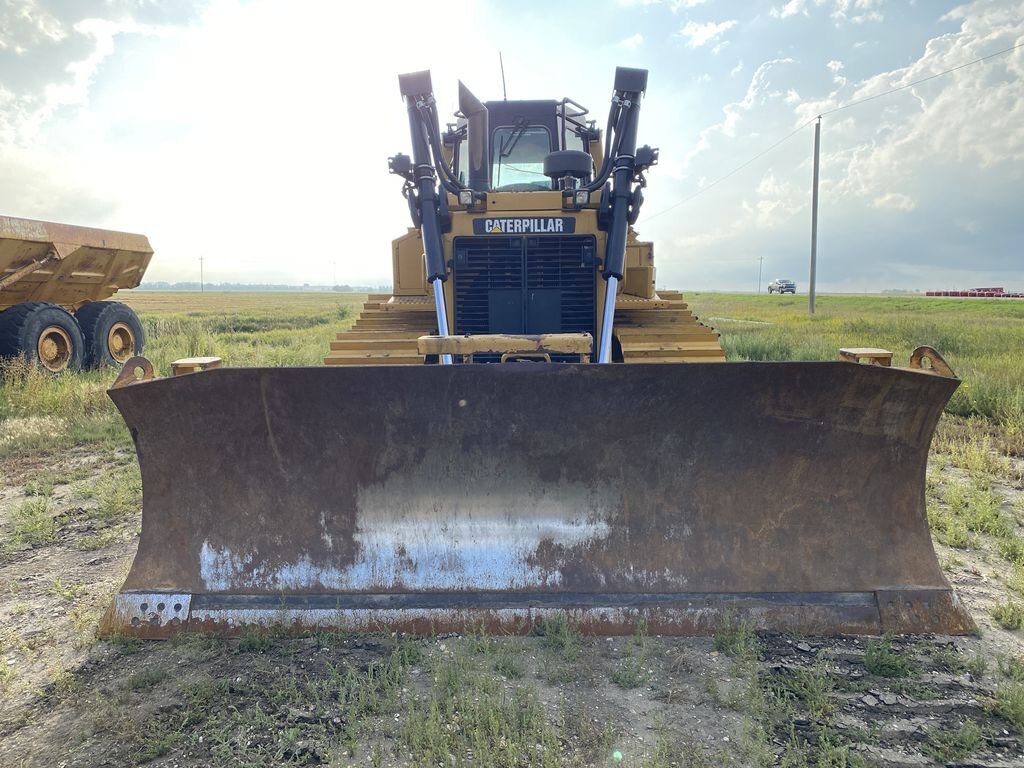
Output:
left=101, top=68, right=972, bottom=638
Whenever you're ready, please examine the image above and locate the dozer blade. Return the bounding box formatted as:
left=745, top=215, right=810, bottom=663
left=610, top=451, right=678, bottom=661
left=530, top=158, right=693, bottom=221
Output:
left=101, top=360, right=974, bottom=638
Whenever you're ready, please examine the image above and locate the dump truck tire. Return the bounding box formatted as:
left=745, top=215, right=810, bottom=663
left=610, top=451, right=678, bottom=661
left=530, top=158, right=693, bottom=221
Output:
left=76, top=301, right=144, bottom=368
left=0, top=302, right=84, bottom=373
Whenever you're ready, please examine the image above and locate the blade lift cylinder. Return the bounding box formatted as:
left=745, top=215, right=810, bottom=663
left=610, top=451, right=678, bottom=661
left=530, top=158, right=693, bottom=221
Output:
left=598, top=67, right=648, bottom=364
left=399, top=70, right=453, bottom=364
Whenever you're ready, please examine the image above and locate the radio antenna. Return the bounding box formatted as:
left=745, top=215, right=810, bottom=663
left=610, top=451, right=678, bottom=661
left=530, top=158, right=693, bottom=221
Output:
left=499, top=52, right=508, bottom=101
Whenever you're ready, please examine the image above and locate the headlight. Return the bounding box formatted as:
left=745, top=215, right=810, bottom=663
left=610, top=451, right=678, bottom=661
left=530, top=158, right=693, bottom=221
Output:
left=574, top=190, right=590, bottom=206
left=458, top=189, right=475, bottom=206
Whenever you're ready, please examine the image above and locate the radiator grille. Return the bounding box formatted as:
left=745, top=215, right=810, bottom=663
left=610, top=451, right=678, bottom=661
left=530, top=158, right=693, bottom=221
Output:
left=453, top=235, right=596, bottom=361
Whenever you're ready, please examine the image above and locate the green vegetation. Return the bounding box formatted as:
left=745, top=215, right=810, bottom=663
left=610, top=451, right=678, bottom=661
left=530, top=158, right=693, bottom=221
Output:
left=994, top=682, right=1024, bottom=730
left=992, top=600, right=1024, bottom=630
left=0, top=293, right=360, bottom=459
left=2, top=292, right=1024, bottom=764
left=925, top=719, right=984, bottom=762
left=10, top=497, right=58, bottom=546
left=688, top=293, right=1024, bottom=432
left=864, top=637, right=915, bottom=678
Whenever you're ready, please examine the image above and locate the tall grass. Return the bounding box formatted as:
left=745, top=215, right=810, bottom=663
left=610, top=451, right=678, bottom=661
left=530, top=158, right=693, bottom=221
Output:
left=690, top=293, right=1024, bottom=433
left=0, top=293, right=359, bottom=456
left=1, top=292, right=1021, bottom=457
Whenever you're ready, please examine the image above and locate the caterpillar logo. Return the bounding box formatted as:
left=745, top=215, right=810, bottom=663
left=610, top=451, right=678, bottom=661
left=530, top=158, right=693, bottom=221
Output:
left=472, top=217, right=576, bottom=235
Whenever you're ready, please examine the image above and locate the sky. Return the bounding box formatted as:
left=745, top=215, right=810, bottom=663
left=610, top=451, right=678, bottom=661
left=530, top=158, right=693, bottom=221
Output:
left=1, top=0, right=1021, bottom=292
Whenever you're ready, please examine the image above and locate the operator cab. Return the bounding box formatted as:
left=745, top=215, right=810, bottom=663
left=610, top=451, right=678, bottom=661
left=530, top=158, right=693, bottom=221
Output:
left=447, top=95, right=598, bottom=193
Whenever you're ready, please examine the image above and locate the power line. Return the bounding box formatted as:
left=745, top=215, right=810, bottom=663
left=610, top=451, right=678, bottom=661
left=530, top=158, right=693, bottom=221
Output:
left=645, top=118, right=814, bottom=221
left=821, top=40, right=1023, bottom=116
left=645, top=40, right=1022, bottom=218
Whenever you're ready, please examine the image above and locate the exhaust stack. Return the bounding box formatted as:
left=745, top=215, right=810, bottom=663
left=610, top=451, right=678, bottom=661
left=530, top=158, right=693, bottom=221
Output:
left=458, top=81, right=489, bottom=193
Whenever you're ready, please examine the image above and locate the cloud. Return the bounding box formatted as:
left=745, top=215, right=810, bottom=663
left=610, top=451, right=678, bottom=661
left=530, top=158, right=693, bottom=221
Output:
left=872, top=192, right=915, bottom=211
left=770, top=0, right=884, bottom=23
left=620, top=33, right=644, bottom=48
left=678, top=19, right=738, bottom=48
left=730, top=60, right=744, bottom=77
left=830, top=0, right=884, bottom=24
left=652, top=0, right=1023, bottom=291
left=770, top=0, right=811, bottom=18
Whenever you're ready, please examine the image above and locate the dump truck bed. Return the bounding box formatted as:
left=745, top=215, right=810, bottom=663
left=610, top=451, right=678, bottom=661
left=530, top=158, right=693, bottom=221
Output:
left=0, top=216, right=153, bottom=312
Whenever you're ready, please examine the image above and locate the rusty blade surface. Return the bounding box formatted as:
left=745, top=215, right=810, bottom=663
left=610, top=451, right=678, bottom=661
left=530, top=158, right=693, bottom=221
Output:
left=103, top=362, right=973, bottom=637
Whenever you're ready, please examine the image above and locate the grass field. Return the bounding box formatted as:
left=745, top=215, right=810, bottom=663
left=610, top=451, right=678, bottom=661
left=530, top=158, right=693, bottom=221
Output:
left=1, top=291, right=1023, bottom=767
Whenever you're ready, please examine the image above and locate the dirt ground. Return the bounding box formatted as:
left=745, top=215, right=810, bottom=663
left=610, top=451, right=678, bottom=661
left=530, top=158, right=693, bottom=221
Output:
left=2, top=444, right=1024, bottom=767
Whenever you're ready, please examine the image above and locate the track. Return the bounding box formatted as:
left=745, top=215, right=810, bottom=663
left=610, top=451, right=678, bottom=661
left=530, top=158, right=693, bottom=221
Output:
left=323, top=295, right=436, bottom=366
left=614, top=290, right=725, bottom=363
left=325, top=290, right=725, bottom=365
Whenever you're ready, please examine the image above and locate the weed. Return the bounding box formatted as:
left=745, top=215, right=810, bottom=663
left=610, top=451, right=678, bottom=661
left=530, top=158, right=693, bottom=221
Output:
left=992, top=600, right=1024, bottom=630
left=107, top=633, right=144, bottom=653
left=494, top=643, right=525, bottom=679
left=713, top=613, right=760, bottom=665
left=75, top=528, right=124, bottom=551
left=611, top=621, right=652, bottom=689
left=127, top=667, right=168, bottom=691
left=10, top=497, right=58, bottom=546
left=998, top=654, right=1024, bottom=682
left=170, top=631, right=226, bottom=661
left=77, top=468, right=142, bottom=521
left=23, top=475, right=55, bottom=497
left=775, top=664, right=836, bottom=720
left=49, top=578, right=84, bottom=601
left=403, top=663, right=562, bottom=768
left=237, top=629, right=274, bottom=654
left=0, top=662, right=13, bottom=695
left=610, top=654, right=650, bottom=690
left=994, top=682, right=1024, bottom=730
left=533, top=613, right=581, bottom=660
left=925, top=719, right=984, bottom=762
left=965, top=654, right=989, bottom=680
left=864, top=637, right=914, bottom=678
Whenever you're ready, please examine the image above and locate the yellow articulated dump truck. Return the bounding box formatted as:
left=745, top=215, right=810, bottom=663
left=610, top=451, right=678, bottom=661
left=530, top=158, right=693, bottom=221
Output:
left=0, top=216, right=151, bottom=372
left=101, top=68, right=973, bottom=639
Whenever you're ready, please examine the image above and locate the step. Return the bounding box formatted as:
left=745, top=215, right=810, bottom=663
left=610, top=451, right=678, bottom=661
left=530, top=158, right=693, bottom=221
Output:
left=619, top=341, right=726, bottom=352
left=622, top=347, right=727, bottom=359
left=624, top=355, right=727, bottom=363
left=335, top=330, right=432, bottom=340
left=615, top=328, right=719, bottom=339
left=330, top=338, right=422, bottom=351
left=615, top=310, right=694, bottom=323
left=324, top=352, right=424, bottom=365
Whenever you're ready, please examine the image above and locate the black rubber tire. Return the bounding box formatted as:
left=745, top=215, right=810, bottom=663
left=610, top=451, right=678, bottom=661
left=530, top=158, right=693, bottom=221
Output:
left=75, top=301, right=145, bottom=368
left=0, top=302, right=84, bottom=373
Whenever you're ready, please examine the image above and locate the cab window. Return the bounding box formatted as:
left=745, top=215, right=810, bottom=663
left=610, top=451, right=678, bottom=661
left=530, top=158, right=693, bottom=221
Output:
left=491, top=126, right=552, bottom=192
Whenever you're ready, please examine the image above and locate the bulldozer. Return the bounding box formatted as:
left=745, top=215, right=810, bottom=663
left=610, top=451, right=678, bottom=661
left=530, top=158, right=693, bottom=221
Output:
left=101, top=68, right=973, bottom=638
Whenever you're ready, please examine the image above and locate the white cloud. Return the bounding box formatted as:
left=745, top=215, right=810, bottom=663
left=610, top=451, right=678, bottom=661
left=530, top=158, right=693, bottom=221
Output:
left=770, top=0, right=811, bottom=19
left=671, top=0, right=708, bottom=8
left=620, top=33, right=644, bottom=49
left=831, top=0, right=884, bottom=24
left=730, top=60, right=744, bottom=77
left=826, top=60, right=844, bottom=73
left=872, top=192, right=916, bottom=211
left=678, top=19, right=738, bottom=48
left=771, top=0, right=885, bottom=23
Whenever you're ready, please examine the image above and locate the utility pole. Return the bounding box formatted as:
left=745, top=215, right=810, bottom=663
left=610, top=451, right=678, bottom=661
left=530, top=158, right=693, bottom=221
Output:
left=199, top=256, right=205, bottom=293
left=757, top=255, right=765, bottom=294
left=809, top=116, right=821, bottom=315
